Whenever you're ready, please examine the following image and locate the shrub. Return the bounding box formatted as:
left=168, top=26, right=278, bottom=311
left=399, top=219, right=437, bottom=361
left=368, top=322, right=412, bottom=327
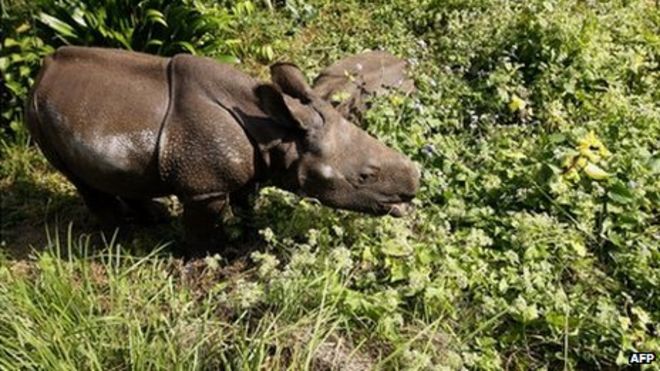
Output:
left=0, top=0, right=243, bottom=137
left=1, top=0, right=658, bottom=369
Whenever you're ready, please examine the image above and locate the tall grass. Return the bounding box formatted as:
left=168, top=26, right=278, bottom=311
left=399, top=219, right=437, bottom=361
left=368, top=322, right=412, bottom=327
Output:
left=1, top=0, right=658, bottom=368
left=0, top=225, right=383, bottom=370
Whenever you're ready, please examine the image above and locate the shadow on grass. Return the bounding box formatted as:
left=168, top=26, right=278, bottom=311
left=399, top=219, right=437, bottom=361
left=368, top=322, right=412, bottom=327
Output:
left=0, top=169, right=271, bottom=261
left=1, top=173, right=183, bottom=259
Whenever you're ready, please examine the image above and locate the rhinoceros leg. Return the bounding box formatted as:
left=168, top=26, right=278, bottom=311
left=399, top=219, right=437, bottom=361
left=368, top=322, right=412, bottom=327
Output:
left=229, top=183, right=258, bottom=221
left=182, top=196, right=227, bottom=256
left=72, top=180, right=127, bottom=227
left=121, top=198, right=172, bottom=225
left=229, top=184, right=259, bottom=242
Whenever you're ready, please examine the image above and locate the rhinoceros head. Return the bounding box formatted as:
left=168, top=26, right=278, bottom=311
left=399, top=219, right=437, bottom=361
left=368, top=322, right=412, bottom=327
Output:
left=257, top=63, right=420, bottom=217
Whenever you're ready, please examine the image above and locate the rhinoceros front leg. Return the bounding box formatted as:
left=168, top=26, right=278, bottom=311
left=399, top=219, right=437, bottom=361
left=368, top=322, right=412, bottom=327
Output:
left=229, top=183, right=259, bottom=242
left=182, top=196, right=227, bottom=257
left=230, top=183, right=258, bottom=221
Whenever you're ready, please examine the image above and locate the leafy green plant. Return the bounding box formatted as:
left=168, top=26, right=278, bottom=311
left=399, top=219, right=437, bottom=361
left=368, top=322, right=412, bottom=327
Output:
left=0, top=0, right=243, bottom=137
left=33, top=0, right=236, bottom=57
left=1, top=0, right=659, bottom=369
left=0, top=26, right=53, bottom=139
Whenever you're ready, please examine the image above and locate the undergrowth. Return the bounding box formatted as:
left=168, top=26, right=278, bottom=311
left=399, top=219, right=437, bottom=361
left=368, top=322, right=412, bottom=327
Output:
left=1, top=0, right=658, bottom=369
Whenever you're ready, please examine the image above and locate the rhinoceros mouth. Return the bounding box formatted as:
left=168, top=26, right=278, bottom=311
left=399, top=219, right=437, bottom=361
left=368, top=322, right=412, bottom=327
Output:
left=380, top=201, right=413, bottom=217
left=297, top=193, right=414, bottom=217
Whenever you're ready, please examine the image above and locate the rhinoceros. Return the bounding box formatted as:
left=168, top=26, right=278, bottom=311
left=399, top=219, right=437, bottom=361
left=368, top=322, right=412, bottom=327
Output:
left=26, top=46, right=420, bottom=253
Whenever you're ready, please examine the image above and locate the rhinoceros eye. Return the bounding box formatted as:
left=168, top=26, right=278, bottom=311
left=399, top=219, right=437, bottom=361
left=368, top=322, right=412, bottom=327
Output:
left=358, top=166, right=380, bottom=185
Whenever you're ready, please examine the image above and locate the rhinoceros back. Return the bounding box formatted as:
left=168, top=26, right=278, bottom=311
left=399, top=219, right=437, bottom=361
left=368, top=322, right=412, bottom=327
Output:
left=28, top=46, right=172, bottom=197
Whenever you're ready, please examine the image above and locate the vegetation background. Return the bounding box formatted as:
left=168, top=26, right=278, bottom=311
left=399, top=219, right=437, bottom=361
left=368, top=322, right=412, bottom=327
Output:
left=1, top=0, right=658, bottom=369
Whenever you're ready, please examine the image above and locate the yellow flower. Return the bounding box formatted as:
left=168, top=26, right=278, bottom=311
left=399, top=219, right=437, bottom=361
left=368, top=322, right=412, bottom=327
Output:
left=577, top=131, right=610, bottom=163
left=508, top=94, right=527, bottom=112
left=561, top=131, right=613, bottom=182
left=389, top=94, right=405, bottom=106
left=564, top=168, right=580, bottom=181
left=562, top=154, right=577, bottom=169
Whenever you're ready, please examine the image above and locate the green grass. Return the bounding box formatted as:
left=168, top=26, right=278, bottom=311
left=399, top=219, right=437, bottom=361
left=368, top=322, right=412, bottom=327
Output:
left=1, top=224, right=419, bottom=370
left=1, top=0, right=659, bottom=369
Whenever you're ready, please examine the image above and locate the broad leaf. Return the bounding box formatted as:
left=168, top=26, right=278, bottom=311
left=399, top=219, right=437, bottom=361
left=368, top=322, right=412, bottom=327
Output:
left=38, top=13, right=78, bottom=39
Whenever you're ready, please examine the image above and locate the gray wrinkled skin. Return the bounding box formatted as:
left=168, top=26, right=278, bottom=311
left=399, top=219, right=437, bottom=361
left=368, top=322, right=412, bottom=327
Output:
left=26, top=46, right=420, bottom=253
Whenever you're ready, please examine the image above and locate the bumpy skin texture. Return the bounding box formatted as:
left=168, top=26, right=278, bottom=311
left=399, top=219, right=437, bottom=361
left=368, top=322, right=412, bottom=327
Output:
left=27, top=46, right=420, bottom=254
left=159, top=54, right=265, bottom=198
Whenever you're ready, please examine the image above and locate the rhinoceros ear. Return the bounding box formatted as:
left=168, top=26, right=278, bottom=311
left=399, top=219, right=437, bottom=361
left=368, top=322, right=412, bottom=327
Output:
left=255, top=84, right=323, bottom=132
left=270, top=62, right=313, bottom=103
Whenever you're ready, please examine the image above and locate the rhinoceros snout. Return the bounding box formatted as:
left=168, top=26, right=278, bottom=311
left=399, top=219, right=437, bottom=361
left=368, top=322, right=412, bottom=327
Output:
left=409, top=161, right=421, bottom=192
left=379, top=160, right=421, bottom=217
left=399, top=160, right=421, bottom=197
